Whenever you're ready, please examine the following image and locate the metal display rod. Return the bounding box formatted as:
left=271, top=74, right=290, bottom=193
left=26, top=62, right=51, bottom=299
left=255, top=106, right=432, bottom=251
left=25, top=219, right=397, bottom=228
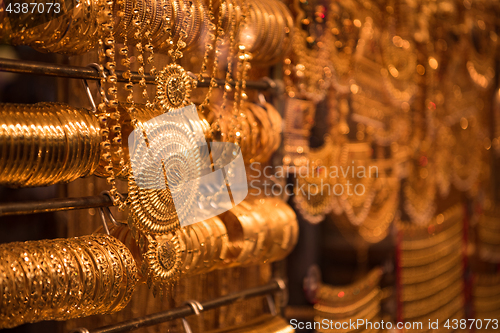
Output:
left=0, top=57, right=274, bottom=90
left=0, top=194, right=118, bottom=216
left=70, top=279, right=286, bottom=333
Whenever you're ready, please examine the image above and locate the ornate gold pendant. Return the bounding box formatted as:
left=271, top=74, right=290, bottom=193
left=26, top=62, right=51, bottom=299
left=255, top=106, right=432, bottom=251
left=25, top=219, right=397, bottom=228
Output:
left=143, top=233, right=182, bottom=297
left=155, top=64, right=193, bottom=112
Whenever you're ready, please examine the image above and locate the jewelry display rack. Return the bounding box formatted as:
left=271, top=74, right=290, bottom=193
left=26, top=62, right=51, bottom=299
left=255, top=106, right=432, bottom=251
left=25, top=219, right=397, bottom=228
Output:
left=0, top=194, right=116, bottom=216
left=0, top=55, right=290, bottom=332
left=0, top=55, right=282, bottom=218
left=0, top=57, right=280, bottom=91
left=71, top=279, right=286, bottom=333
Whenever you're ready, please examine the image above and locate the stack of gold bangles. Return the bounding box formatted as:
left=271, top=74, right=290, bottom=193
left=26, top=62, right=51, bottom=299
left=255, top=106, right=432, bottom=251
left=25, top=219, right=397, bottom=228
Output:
left=205, top=102, right=282, bottom=163
left=0, top=234, right=138, bottom=329
left=1, top=0, right=293, bottom=61
left=477, top=208, right=500, bottom=262
left=314, top=268, right=383, bottom=333
left=0, top=0, right=101, bottom=54
left=396, top=205, right=465, bottom=324
left=137, top=216, right=230, bottom=295
left=0, top=0, right=207, bottom=54
left=114, top=0, right=210, bottom=53
left=220, top=197, right=298, bottom=266
left=121, top=197, right=297, bottom=294
left=0, top=102, right=212, bottom=187
left=473, top=273, right=500, bottom=319
left=0, top=103, right=101, bottom=187
left=213, top=0, right=293, bottom=63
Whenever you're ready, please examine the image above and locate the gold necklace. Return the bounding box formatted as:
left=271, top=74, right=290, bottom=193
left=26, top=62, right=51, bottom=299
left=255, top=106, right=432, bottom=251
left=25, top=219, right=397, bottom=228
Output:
left=293, top=137, right=339, bottom=223
left=283, top=0, right=334, bottom=103
left=465, top=8, right=496, bottom=90
left=450, top=115, right=483, bottom=194
left=127, top=2, right=197, bottom=236
left=403, top=149, right=437, bottom=226
left=359, top=177, right=400, bottom=244
left=327, top=0, right=361, bottom=95
left=155, top=0, right=193, bottom=113
left=143, top=232, right=182, bottom=297
left=96, top=0, right=127, bottom=210
left=197, top=0, right=218, bottom=115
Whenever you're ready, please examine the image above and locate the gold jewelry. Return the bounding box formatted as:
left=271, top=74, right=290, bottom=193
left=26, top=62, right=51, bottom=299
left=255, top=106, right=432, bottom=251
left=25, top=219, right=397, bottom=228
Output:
left=400, top=232, right=462, bottom=267
left=397, top=204, right=464, bottom=248
left=403, top=279, right=463, bottom=319
left=128, top=105, right=207, bottom=235
left=153, top=0, right=192, bottom=113
left=478, top=208, right=500, bottom=262
left=155, top=64, right=193, bottom=112
left=282, top=97, right=316, bottom=167
left=315, top=288, right=380, bottom=317
left=316, top=268, right=383, bottom=305
left=465, top=8, right=496, bottom=89
left=359, top=177, right=399, bottom=244
left=315, top=304, right=380, bottom=330
left=143, top=233, right=182, bottom=297
left=407, top=297, right=464, bottom=328
left=284, top=0, right=334, bottom=103
left=401, top=264, right=462, bottom=302
left=293, top=137, right=339, bottom=223
left=95, top=0, right=128, bottom=209
left=0, top=103, right=101, bottom=187
left=0, top=235, right=138, bottom=329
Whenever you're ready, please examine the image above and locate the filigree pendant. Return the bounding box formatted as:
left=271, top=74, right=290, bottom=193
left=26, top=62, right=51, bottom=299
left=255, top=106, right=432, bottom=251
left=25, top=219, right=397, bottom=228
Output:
left=155, top=64, right=193, bottom=112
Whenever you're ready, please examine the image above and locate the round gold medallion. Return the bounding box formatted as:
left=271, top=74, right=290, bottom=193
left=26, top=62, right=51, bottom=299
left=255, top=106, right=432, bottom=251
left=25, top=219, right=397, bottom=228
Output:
left=143, top=234, right=182, bottom=297
left=156, top=64, right=192, bottom=112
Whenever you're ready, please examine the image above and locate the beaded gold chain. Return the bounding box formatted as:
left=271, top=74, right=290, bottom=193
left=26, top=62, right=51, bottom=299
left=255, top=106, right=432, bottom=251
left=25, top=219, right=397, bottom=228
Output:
left=97, top=0, right=127, bottom=209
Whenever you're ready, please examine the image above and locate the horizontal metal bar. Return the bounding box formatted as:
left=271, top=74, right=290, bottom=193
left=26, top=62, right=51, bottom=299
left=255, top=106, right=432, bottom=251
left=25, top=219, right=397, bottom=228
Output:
left=0, top=194, right=117, bottom=216
left=74, top=279, right=284, bottom=333
left=0, top=57, right=274, bottom=90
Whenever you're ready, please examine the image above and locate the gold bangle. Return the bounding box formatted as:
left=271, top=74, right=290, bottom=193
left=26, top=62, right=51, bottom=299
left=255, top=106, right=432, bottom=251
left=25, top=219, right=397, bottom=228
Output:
left=220, top=204, right=258, bottom=266
left=247, top=103, right=272, bottom=162
left=186, top=226, right=202, bottom=272
left=190, top=221, right=211, bottom=274
left=180, top=226, right=195, bottom=274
